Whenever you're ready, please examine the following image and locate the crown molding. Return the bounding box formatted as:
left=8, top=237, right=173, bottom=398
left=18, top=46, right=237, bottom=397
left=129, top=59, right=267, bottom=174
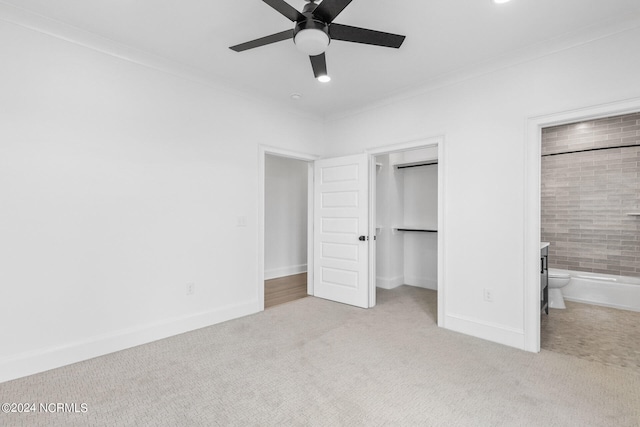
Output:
left=0, top=1, right=321, bottom=122
left=325, top=13, right=640, bottom=122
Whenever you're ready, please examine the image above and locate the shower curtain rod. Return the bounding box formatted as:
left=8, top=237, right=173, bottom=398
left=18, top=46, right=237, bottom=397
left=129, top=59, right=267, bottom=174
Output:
left=542, top=143, right=640, bottom=157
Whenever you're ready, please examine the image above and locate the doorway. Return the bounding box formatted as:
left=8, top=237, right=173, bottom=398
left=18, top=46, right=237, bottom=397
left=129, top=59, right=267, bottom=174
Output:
left=367, top=137, right=445, bottom=325
left=257, top=138, right=445, bottom=323
left=258, top=146, right=318, bottom=311
left=371, top=146, right=439, bottom=321
left=264, top=154, right=309, bottom=308
left=539, top=112, right=640, bottom=368
left=524, top=96, right=640, bottom=352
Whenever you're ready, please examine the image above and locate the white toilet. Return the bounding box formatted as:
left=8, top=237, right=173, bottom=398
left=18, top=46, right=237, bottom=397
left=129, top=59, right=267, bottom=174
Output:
left=548, top=269, right=571, bottom=309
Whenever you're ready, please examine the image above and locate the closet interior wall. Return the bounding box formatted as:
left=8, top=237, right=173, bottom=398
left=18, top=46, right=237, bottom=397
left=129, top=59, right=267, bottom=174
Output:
left=375, top=147, right=438, bottom=290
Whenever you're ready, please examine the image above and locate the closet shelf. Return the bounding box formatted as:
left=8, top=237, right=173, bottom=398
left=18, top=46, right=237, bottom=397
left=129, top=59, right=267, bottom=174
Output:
left=394, top=160, right=438, bottom=170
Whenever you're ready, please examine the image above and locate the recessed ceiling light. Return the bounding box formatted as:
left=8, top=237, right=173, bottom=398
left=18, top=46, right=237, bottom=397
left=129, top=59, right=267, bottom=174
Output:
left=493, top=0, right=511, bottom=3
left=290, top=93, right=302, bottom=100
left=317, top=75, right=331, bottom=83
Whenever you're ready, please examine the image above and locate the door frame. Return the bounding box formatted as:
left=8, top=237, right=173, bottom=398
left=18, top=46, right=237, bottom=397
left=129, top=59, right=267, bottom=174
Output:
left=523, top=97, right=640, bottom=352
left=258, top=145, right=319, bottom=312
left=366, top=135, right=446, bottom=325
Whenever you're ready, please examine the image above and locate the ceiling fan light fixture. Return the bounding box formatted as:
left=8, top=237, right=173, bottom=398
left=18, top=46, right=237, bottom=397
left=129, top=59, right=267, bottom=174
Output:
left=294, top=28, right=330, bottom=56
left=230, top=0, right=406, bottom=81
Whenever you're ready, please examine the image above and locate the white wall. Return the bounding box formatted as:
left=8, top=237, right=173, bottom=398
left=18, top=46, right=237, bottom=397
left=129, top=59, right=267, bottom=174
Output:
left=0, top=20, right=321, bottom=382
left=376, top=149, right=438, bottom=290
left=264, top=155, right=308, bottom=279
left=375, top=154, right=404, bottom=289
left=3, top=8, right=640, bottom=384
left=403, top=164, right=438, bottom=290
left=325, top=26, right=640, bottom=349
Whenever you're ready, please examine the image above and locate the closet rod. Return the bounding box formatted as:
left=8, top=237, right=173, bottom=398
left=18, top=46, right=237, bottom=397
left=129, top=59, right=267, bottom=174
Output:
left=396, top=161, right=438, bottom=169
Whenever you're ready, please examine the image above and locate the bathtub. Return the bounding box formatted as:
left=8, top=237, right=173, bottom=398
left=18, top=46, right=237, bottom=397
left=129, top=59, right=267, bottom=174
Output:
left=557, top=269, right=640, bottom=312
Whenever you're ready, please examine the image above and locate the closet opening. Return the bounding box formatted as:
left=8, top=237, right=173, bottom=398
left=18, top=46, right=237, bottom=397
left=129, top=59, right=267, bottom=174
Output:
left=372, top=145, right=440, bottom=322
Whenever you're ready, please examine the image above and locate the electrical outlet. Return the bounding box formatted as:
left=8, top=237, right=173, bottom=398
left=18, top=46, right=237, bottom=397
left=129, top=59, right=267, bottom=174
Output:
left=483, top=288, right=493, bottom=302
left=186, top=282, right=195, bottom=295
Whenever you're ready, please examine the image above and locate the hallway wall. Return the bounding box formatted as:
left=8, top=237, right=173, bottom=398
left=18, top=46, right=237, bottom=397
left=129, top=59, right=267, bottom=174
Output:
left=264, top=155, right=308, bottom=279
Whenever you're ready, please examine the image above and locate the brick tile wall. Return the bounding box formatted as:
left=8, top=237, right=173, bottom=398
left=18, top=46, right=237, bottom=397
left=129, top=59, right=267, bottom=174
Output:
left=541, top=112, right=640, bottom=277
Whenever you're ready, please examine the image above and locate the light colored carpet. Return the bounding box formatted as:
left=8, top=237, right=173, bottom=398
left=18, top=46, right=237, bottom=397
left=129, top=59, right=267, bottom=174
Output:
left=1, top=286, right=639, bottom=426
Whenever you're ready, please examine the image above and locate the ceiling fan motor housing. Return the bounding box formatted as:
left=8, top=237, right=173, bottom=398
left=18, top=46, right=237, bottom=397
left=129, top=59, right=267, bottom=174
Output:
left=293, top=19, right=330, bottom=56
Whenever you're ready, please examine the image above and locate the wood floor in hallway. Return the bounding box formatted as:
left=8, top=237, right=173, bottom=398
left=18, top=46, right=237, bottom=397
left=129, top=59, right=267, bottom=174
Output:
left=264, top=272, right=308, bottom=309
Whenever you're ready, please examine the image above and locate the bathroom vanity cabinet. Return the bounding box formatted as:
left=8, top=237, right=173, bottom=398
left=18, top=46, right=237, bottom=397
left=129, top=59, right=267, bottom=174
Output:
left=540, top=245, right=549, bottom=315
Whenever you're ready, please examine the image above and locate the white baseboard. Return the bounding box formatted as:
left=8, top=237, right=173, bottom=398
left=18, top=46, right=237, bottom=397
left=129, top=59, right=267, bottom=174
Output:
left=444, top=313, right=525, bottom=350
left=264, top=264, right=307, bottom=280
left=404, top=275, right=438, bottom=290
left=376, top=275, right=404, bottom=290
left=0, top=300, right=257, bottom=384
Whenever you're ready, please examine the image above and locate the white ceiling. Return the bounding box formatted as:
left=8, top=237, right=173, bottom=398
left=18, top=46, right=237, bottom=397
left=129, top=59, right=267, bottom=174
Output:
left=3, top=0, right=640, bottom=117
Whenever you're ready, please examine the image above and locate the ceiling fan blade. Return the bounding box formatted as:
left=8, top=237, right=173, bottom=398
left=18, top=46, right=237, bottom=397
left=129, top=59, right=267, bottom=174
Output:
left=263, top=0, right=305, bottom=22
left=310, top=53, right=328, bottom=78
left=229, top=29, right=294, bottom=52
left=313, top=0, right=353, bottom=23
left=330, top=23, right=405, bottom=48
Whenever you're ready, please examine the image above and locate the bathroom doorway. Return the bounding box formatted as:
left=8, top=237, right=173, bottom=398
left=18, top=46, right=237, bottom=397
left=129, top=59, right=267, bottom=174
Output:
left=539, top=112, right=640, bottom=368
left=525, top=97, right=640, bottom=352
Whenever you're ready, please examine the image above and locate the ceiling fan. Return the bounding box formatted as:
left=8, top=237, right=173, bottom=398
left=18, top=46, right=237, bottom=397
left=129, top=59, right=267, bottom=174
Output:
left=229, top=0, right=406, bottom=82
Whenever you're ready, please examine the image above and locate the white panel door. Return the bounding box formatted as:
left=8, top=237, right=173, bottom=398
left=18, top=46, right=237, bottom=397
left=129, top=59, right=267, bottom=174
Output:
left=314, top=154, right=369, bottom=308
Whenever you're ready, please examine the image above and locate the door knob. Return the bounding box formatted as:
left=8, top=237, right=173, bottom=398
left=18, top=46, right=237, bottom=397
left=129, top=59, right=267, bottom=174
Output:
left=359, top=235, right=367, bottom=241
